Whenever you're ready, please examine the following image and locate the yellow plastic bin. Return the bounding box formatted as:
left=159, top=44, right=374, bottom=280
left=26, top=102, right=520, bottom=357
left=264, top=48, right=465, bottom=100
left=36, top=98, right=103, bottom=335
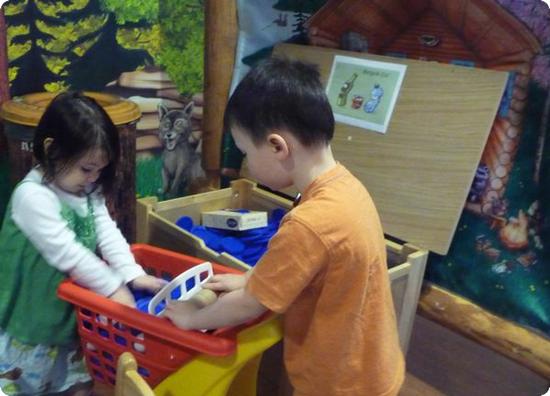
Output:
left=0, top=92, right=141, bottom=241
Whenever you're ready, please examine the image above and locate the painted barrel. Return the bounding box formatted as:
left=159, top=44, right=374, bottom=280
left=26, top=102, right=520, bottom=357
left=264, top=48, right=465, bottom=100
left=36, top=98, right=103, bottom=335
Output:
left=0, top=91, right=141, bottom=242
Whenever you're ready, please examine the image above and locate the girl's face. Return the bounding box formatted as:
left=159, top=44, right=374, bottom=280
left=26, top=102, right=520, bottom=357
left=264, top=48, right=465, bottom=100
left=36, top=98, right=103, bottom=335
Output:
left=54, top=149, right=109, bottom=195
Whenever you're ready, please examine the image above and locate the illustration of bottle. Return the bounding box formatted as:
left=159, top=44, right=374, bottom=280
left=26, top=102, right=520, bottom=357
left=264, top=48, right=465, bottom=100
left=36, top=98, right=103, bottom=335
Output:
left=337, top=73, right=358, bottom=107
left=363, top=83, right=384, bottom=113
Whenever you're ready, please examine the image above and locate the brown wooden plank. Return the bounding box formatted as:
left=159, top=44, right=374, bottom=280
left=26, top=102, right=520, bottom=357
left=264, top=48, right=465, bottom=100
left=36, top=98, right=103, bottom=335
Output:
left=418, top=283, right=550, bottom=378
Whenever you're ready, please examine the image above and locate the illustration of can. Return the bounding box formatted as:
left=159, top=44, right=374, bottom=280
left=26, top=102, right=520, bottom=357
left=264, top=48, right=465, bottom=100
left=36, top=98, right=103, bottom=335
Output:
left=352, top=95, right=364, bottom=109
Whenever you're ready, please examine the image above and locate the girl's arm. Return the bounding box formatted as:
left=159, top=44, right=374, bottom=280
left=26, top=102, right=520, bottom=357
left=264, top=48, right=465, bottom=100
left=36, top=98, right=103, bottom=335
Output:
left=92, top=194, right=145, bottom=283
left=93, top=195, right=165, bottom=292
left=12, top=184, right=124, bottom=297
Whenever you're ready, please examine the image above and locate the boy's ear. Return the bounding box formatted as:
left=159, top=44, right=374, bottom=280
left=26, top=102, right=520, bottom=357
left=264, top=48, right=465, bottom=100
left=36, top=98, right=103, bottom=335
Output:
left=43, top=137, right=54, bottom=153
left=267, top=133, right=289, bottom=158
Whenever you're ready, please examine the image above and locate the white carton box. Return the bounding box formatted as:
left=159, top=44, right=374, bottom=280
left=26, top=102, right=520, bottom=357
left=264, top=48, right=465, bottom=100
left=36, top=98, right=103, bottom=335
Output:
left=201, top=209, right=268, bottom=231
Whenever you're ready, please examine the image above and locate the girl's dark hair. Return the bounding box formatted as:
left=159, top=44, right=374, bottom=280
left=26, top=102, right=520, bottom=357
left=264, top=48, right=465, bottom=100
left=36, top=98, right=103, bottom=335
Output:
left=33, top=91, right=119, bottom=196
left=224, top=57, right=335, bottom=147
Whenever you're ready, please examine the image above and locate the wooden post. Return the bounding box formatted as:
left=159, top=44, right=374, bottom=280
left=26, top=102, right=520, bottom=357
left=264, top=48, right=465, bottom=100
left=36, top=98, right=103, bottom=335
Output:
left=113, top=122, right=136, bottom=243
left=202, top=0, right=238, bottom=188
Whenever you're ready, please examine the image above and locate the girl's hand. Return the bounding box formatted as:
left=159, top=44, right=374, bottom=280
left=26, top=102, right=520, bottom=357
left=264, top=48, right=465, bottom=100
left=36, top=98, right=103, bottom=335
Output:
left=130, top=275, right=167, bottom=293
left=202, top=274, right=246, bottom=293
left=109, top=285, right=136, bottom=307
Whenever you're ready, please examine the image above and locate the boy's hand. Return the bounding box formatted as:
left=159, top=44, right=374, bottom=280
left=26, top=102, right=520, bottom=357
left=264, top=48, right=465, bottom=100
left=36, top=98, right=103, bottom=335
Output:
left=203, top=274, right=246, bottom=293
left=109, top=285, right=136, bottom=307
left=164, top=300, right=199, bottom=329
left=130, top=275, right=167, bottom=293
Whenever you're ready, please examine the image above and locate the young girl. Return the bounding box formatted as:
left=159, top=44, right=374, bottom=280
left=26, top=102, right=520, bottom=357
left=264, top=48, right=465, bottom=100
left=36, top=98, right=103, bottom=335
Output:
left=0, top=92, right=165, bottom=395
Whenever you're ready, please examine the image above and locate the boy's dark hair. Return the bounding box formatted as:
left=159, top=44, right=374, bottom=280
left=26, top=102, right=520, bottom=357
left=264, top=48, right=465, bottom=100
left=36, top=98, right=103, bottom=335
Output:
left=33, top=91, right=120, bottom=196
left=224, top=56, right=334, bottom=147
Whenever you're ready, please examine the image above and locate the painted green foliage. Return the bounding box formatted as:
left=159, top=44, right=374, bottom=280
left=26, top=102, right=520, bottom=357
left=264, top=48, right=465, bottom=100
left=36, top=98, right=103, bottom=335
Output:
left=4, top=0, right=204, bottom=95
left=5, top=0, right=71, bottom=95
left=101, top=0, right=204, bottom=94
left=158, top=0, right=204, bottom=94
left=100, top=0, right=159, bottom=24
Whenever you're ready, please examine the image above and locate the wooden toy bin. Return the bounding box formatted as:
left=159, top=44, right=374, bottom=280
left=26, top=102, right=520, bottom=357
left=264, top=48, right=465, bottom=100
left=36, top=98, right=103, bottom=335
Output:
left=136, top=179, right=292, bottom=272
left=136, top=179, right=429, bottom=353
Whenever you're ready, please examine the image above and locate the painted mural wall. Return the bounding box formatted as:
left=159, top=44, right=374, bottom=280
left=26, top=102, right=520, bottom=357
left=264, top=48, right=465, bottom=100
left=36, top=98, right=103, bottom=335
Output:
left=0, top=0, right=205, bottom=208
left=221, top=0, right=550, bottom=339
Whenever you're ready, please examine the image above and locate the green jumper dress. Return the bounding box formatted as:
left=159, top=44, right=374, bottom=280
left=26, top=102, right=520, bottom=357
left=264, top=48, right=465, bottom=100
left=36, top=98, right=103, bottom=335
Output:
left=0, top=188, right=96, bottom=395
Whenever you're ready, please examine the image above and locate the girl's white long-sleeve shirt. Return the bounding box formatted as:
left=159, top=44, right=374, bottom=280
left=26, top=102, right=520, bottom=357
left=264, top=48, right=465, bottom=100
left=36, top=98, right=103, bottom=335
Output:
left=10, top=169, right=145, bottom=297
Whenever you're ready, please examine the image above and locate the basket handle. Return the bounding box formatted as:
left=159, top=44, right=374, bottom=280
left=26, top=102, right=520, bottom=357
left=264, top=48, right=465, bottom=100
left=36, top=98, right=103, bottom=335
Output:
left=148, top=262, right=213, bottom=315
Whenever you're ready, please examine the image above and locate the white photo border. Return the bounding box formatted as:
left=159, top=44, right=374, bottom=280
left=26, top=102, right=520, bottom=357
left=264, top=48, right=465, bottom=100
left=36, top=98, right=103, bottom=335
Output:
left=326, top=55, right=407, bottom=134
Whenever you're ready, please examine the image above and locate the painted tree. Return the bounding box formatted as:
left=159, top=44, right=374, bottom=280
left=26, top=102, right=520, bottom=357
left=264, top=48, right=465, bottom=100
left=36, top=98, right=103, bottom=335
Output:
left=0, top=8, right=10, bottom=103
left=4, top=0, right=64, bottom=95
left=63, top=0, right=152, bottom=90
left=100, top=0, right=160, bottom=63
left=4, top=0, right=153, bottom=95
left=273, top=0, right=326, bottom=40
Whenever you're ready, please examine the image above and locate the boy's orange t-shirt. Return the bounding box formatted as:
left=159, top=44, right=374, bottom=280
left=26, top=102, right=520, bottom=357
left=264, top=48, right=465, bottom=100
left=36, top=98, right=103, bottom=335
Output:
left=247, top=163, right=404, bottom=396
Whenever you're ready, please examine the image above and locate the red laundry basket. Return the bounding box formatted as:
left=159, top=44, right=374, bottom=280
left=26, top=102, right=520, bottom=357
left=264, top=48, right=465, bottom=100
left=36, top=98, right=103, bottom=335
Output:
left=57, top=244, right=247, bottom=388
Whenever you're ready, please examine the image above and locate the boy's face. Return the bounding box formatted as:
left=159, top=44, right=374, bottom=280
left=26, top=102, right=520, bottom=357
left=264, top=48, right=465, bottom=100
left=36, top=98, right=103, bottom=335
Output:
left=231, top=126, right=292, bottom=191
left=54, top=149, right=108, bottom=195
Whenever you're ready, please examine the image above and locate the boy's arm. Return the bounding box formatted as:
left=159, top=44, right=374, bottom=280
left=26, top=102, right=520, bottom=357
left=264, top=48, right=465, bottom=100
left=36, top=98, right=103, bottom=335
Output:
left=164, top=287, right=267, bottom=330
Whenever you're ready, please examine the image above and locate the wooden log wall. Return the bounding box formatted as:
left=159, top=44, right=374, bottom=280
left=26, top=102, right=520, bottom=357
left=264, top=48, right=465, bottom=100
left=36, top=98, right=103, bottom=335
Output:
left=419, top=283, right=550, bottom=378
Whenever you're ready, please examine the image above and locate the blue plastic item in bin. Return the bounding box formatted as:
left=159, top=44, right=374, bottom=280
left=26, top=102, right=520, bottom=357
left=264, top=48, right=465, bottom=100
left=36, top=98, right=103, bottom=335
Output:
left=136, top=297, right=166, bottom=315
left=271, top=208, right=286, bottom=223
left=221, top=237, right=245, bottom=255
left=175, top=210, right=287, bottom=266
left=191, top=226, right=223, bottom=251
left=176, top=215, right=194, bottom=231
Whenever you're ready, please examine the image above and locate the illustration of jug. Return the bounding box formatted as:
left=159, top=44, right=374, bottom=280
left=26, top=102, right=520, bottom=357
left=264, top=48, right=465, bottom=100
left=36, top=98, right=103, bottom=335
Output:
left=364, top=83, right=384, bottom=113
left=337, top=73, right=358, bottom=107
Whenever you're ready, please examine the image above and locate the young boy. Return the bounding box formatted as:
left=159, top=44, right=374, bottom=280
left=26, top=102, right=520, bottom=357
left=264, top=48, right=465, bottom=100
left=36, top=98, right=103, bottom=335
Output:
left=165, top=57, right=405, bottom=396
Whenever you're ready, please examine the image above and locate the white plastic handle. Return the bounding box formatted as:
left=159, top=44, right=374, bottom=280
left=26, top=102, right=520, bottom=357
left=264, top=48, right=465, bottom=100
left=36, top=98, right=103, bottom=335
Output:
left=148, top=262, right=213, bottom=315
